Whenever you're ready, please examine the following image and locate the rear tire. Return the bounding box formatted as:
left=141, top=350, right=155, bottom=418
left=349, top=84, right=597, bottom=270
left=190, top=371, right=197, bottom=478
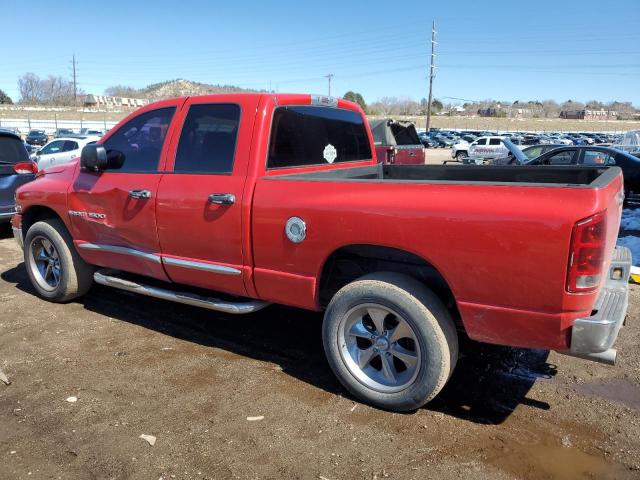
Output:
left=322, top=272, right=458, bottom=412
left=24, top=219, right=94, bottom=302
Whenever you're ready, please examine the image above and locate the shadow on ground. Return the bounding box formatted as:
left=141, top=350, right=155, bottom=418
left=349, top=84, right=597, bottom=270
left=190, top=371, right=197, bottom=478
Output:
left=1, top=262, right=555, bottom=425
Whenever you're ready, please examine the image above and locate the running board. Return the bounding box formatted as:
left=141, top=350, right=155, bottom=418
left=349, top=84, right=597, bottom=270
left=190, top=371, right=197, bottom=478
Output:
left=93, top=270, right=269, bottom=314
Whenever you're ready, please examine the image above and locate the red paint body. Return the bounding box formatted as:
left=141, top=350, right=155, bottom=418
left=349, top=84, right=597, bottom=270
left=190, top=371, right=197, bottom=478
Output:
left=12, top=93, right=624, bottom=352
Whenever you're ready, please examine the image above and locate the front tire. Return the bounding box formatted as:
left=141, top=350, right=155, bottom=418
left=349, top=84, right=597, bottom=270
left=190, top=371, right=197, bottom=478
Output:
left=24, top=219, right=94, bottom=302
left=322, top=272, right=458, bottom=411
left=456, top=151, right=468, bottom=162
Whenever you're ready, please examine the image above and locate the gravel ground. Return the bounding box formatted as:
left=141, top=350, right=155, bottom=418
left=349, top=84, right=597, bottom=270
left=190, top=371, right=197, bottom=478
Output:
left=0, top=226, right=639, bottom=480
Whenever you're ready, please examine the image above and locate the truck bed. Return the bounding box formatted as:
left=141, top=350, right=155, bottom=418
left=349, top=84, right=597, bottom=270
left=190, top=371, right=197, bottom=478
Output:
left=275, top=164, right=615, bottom=188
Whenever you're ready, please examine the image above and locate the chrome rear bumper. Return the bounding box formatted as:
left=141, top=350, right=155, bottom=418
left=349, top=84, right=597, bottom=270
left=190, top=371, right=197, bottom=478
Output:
left=560, top=246, right=631, bottom=365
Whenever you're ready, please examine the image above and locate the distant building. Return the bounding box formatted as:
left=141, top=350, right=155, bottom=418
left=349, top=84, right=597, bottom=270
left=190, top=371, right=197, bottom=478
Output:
left=559, top=109, right=617, bottom=120
left=83, top=94, right=148, bottom=109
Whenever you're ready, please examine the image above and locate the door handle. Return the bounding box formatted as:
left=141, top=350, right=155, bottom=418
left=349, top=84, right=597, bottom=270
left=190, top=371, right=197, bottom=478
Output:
left=208, top=193, right=235, bottom=205
left=128, top=189, right=151, bottom=199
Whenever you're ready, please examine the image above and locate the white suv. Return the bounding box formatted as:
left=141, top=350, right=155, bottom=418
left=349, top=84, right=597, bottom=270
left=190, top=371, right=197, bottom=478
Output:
left=452, top=136, right=509, bottom=163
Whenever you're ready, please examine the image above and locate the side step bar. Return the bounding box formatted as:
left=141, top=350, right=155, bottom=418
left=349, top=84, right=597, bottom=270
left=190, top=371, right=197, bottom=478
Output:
left=94, top=270, right=270, bottom=315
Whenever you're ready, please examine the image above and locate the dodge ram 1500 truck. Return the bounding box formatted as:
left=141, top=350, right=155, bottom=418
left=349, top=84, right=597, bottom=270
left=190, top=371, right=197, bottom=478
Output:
left=12, top=93, right=630, bottom=412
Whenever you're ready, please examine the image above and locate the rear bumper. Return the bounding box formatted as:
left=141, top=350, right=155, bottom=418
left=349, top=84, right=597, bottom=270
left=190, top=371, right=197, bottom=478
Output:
left=560, top=246, right=631, bottom=365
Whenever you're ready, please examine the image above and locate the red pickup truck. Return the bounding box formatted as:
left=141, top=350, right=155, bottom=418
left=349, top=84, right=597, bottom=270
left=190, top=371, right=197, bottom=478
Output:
left=12, top=93, right=630, bottom=411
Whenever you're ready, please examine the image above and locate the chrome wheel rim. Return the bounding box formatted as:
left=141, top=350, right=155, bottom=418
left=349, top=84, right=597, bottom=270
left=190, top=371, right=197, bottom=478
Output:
left=29, top=236, right=61, bottom=291
left=338, top=303, right=421, bottom=393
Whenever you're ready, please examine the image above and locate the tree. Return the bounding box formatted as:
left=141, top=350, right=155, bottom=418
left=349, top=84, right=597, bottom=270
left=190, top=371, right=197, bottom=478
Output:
left=585, top=100, right=604, bottom=110
left=0, top=89, right=12, bottom=104
left=17, top=72, right=80, bottom=105
left=431, top=99, right=443, bottom=112
left=343, top=91, right=367, bottom=113
left=560, top=99, right=585, bottom=111
left=104, top=85, right=142, bottom=98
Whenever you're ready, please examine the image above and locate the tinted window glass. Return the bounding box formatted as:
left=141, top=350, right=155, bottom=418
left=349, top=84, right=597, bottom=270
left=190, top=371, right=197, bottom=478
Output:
left=546, top=150, right=576, bottom=165
left=267, top=106, right=372, bottom=169
left=40, top=140, right=65, bottom=155
left=0, top=136, right=29, bottom=164
left=489, top=138, right=501, bottom=145
left=62, top=141, right=79, bottom=152
left=475, top=139, right=487, bottom=145
left=525, top=146, right=543, bottom=159
left=175, top=104, right=240, bottom=174
left=583, top=150, right=613, bottom=165
left=103, top=107, right=175, bottom=172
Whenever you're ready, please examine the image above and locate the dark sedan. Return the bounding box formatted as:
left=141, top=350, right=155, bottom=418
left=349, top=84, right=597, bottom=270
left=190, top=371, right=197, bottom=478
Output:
left=526, top=145, right=640, bottom=196
left=487, top=144, right=566, bottom=165
left=0, top=131, right=38, bottom=223
left=25, top=129, right=48, bottom=146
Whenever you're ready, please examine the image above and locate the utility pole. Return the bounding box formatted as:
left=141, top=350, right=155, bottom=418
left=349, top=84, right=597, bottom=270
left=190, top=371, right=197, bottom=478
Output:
left=72, top=54, right=78, bottom=107
left=426, top=20, right=436, bottom=132
left=325, top=73, right=334, bottom=97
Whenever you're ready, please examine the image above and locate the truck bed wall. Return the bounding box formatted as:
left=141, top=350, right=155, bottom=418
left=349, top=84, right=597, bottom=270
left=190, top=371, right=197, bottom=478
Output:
left=251, top=167, right=623, bottom=350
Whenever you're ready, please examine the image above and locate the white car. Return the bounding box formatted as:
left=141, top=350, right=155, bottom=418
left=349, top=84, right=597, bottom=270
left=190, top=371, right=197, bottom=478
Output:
left=34, top=136, right=101, bottom=168
left=464, top=136, right=509, bottom=162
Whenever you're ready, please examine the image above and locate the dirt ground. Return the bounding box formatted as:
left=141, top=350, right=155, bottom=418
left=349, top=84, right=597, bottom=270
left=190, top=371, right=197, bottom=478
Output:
left=1, top=226, right=639, bottom=480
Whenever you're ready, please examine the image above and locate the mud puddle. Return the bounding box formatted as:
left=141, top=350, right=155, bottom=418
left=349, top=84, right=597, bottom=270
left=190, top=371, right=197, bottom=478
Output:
left=575, top=378, right=640, bottom=410
left=483, top=419, right=633, bottom=480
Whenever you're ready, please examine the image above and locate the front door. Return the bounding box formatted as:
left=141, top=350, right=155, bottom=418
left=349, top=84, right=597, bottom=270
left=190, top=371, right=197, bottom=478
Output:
left=68, top=103, right=179, bottom=280
left=156, top=96, right=259, bottom=296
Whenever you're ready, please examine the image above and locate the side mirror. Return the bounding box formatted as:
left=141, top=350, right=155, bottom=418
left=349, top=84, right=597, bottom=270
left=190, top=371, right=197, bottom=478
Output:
left=81, top=144, right=108, bottom=171
left=81, top=144, right=124, bottom=171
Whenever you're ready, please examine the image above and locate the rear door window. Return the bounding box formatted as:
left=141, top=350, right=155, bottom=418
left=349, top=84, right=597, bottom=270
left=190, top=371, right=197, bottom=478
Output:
left=582, top=150, right=614, bottom=165
left=545, top=150, right=577, bottom=165
left=489, top=138, right=501, bottom=146
left=174, top=104, right=240, bottom=174
left=267, top=106, right=372, bottom=169
left=62, top=141, right=79, bottom=152
left=102, top=107, right=175, bottom=172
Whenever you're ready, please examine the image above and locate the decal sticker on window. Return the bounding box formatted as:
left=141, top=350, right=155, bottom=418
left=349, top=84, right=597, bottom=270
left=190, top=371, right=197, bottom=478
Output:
left=323, top=144, right=337, bottom=164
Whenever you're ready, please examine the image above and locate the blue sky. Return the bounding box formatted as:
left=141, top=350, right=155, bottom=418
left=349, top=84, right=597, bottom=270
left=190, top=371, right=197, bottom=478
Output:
left=1, top=0, right=638, bottom=105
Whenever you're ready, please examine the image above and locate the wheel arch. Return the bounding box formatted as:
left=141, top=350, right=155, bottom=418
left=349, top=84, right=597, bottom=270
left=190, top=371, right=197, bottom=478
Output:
left=317, top=244, right=461, bottom=326
left=21, top=205, right=67, bottom=236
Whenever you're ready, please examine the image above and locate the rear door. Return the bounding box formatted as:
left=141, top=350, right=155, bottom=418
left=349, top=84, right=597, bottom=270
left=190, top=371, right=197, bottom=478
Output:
left=156, top=96, right=259, bottom=296
left=68, top=103, right=180, bottom=280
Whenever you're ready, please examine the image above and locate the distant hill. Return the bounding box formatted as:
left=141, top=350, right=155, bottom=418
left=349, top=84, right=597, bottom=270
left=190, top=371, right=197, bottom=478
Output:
left=140, top=79, right=260, bottom=100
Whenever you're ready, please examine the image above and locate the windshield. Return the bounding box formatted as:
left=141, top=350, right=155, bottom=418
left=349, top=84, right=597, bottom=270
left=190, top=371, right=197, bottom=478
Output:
left=0, top=136, right=30, bottom=164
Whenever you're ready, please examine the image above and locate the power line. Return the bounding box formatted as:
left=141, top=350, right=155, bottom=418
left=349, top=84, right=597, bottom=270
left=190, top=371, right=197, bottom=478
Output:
left=426, top=20, right=436, bottom=132
left=71, top=54, right=77, bottom=107
left=325, top=74, right=334, bottom=96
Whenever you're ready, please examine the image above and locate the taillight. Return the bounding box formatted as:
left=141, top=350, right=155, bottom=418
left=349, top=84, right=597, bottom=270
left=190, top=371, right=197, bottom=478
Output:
left=13, top=161, right=38, bottom=175
left=567, top=212, right=607, bottom=293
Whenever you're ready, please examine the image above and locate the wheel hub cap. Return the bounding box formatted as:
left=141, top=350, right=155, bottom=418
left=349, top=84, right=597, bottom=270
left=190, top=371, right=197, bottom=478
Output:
left=338, top=303, right=421, bottom=393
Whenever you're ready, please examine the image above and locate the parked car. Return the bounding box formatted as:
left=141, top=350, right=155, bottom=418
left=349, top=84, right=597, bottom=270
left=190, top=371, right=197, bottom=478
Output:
left=0, top=126, right=21, bottom=138
left=525, top=145, right=640, bottom=197
left=452, top=136, right=508, bottom=162
left=0, top=131, right=38, bottom=223
left=35, top=136, right=101, bottom=169
left=54, top=128, right=75, bottom=138
left=369, top=119, right=425, bottom=165
left=12, top=93, right=629, bottom=412
left=25, top=129, right=48, bottom=146
left=487, top=144, right=566, bottom=165
left=79, top=128, right=104, bottom=136
left=417, top=131, right=437, bottom=148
